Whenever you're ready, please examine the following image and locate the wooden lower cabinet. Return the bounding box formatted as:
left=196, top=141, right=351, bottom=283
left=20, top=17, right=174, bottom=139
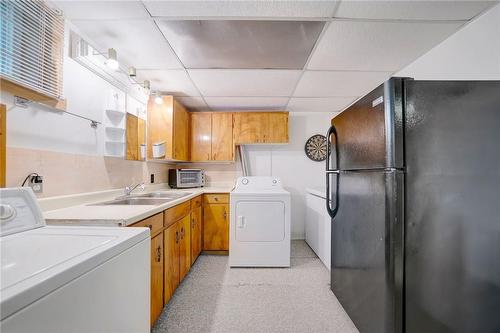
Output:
left=164, top=223, right=180, bottom=305
left=178, top=214, right=191, bottom=281
left=129, top=194, right=230, bottom=326
left=203, top=198, right=229, bottom=251
left=150, top=233, right=164, bottom=325
left=190, top=205, right=202, bottom=264
left=128, top=213, right=164, bottom=326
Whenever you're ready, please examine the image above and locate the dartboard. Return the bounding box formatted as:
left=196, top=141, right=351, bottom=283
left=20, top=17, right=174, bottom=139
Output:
left=305, top=134, right=327, bottom=162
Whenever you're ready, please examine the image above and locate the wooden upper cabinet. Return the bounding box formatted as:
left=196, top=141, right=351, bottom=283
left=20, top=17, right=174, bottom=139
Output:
left=147, top=96, right=189, bottom=161
left=211, top=113, right=233, bottom=161
left=173, top=100, right=189, bottom=161
left=147, top=96, right=174, bottom=160
left=189, top=112, right=234, bottom=162
left=190, top=112, right=212, bottom=162
left=233, top=112, right=265, bottom=144
left=126, top=113, right=139, bottom=161
left=233, top=112, right=288, bottom=144
left=266, top=112, right=289, bottom=143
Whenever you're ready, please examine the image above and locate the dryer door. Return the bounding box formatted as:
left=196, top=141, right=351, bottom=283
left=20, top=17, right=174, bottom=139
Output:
left=235, top=200, right=285, bottom=242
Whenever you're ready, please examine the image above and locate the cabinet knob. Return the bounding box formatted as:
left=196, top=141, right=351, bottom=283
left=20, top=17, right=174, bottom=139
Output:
left=214, top=197, right=219, bottom=201
left=175, top=231, right=179, bottom=243
left=223, top=211, right=227, bottom=219
left=147, top=224, right=152, bottom=230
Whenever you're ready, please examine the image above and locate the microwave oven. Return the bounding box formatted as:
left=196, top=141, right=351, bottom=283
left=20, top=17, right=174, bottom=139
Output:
left=168, top=169, right=205, bottom=188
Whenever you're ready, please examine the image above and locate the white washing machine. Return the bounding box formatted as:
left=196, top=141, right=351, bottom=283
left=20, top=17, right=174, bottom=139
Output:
left=0, top=188, right=150, bottom=332
left=229, top=177, right=290, bottom=267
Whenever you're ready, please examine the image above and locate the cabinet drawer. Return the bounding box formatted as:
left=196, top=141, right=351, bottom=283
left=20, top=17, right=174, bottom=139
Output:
left=204, top=193, right=229, bottom=204
left=164, top=201, right=191, bottom=228
left=191, top=195, right=202, bottom=209
left=131, top=213, right=163, bottom=236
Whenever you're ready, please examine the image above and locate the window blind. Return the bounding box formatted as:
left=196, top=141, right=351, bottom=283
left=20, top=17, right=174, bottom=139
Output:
left=0, top=0, right=64, bottom=99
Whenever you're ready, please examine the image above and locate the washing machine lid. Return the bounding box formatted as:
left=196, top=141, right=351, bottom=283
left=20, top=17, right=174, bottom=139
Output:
left=0, top=226, right=149, bottom=320
left=232, top=177, right=289, bottom=194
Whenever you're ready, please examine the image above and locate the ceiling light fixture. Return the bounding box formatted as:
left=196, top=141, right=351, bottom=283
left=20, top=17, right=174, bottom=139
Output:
left=128, top=66, right=136, bottom=77
left=154, top=91, right=163, bottom=105
left=143, top=80, right=151, bottom=95
left=105, top=48, right=119, bottom=70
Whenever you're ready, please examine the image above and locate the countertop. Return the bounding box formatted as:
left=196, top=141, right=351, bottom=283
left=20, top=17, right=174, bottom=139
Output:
left=43, top=184, right=233, bottom=227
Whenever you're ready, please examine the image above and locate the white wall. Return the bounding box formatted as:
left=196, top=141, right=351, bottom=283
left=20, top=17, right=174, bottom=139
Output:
left=2, top=22, right=147, bottom=156
left=397, top=4, right=500, bottom=79
left=243, top=112, right=334, bottom=240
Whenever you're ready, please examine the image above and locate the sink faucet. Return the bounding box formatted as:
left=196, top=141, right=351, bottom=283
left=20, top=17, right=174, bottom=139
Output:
left=124, top=182, right=145, bottom=196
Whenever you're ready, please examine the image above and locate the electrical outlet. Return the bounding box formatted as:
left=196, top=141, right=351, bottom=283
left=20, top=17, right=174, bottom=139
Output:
left=150, top=174, right=155, bottom=184
left=29, top=175, right=43, bottom=193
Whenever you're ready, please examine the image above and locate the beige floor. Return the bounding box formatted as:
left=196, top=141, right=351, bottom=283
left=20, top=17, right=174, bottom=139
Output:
left=153, top=240, right=359, bottom=333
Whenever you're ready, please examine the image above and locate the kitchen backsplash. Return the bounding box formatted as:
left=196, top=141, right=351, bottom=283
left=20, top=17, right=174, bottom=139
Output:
left=7, top=147, right=170, bottom=197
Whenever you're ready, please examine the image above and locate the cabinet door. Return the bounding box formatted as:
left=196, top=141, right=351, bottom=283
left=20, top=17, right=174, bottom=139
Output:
left=190, top=112, right=212, bottom=161
left=203, top=203, right=229, bottom=251
left=126, top=113, right=139, bottom=160
left=179, top=215, right=191, bottom=281
left=173, top=100, right=189, bottom=161
left=147, top=96, right=173, bottom=159
left=212, top=113, right=234, bottom=161
left=164, top=223, right=179, bottom=305
left=150, top=233, right=164, bottom=325
left=233, top=112, right=266, bottom=144
left=266, top=112, right=288, bottom=143
left=190, top=206, right=202, bottom=264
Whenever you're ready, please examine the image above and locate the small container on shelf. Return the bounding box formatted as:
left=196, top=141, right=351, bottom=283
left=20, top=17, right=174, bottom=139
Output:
left=152, top=141, right=166, bottom=159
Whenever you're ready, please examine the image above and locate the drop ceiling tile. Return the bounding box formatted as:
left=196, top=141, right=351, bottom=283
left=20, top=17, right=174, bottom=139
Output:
left=136, top=70, right=199, bottom=96
left=176, top=97, right=209, bottom=110
left=334, top=1, right=496, bottom=21
left=53, top=1, right=149, bottom=20
left=188, top=70, right=302, bottom=97
left=144, top=1, right=339, bottom=18
left=294, top=71, right=392, bottom=97
left=287, top=97, right=357, bottom=113
left=204, top=97, right=289, bottom=110
left=308, top=20, right=464, bottom=71
left=71, top=19, right=183, bottom=69
left=156, top=20, right=324, bottom=69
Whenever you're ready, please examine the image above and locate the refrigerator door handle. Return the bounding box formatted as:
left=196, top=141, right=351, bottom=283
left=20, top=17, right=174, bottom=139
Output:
left=326, top=124, right=339, bottom=172
left=326, top=125, right=340, bottom=219
left=326, top=171, right=340, bottom=219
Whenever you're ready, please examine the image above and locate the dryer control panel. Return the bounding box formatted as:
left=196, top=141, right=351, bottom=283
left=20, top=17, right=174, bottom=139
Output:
left=234, top=177, right=282, bottom=190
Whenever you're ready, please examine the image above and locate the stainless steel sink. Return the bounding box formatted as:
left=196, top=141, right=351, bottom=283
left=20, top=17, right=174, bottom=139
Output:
left=89, top=198, right=170, bottom=206
left=135, top=192, right=192, bottom=199
left=88, top=192, right=192, bottom=206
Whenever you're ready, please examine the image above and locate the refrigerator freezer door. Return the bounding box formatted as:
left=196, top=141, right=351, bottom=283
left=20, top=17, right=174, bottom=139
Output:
left=331, top=170, right=403, bottom=333
left=405, top=81, right=500, bottom=333
left=329, top=78, right=404, bottom=170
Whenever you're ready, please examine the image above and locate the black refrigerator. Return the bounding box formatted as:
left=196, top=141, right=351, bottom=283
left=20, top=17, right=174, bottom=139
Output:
left=325, top=78, right=500, bottom=333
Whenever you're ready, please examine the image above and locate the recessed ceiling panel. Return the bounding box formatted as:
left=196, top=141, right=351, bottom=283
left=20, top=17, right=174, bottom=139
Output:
left=71, top=19, right=183, bottom=69
left=144, top=1, right=339, bottom=18
left=189, top=69, right=302, bottom=96
left=287, top=97, right=357, bottom=113
left=136, top=70, right=199, bottom=96
left=308, top=20, right=464, bottom=71
left=53, top=1, right=150, bottom=20
left=334, top=1, right=496, bottom=21
left=294, top=71, right=391, bottom=97
left=156, top=20, right=325, bottom=69
left=204, top=97, right=289, bottom=110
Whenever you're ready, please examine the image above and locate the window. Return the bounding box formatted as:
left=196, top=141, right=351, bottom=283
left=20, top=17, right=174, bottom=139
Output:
left=0, top=0, right=64, bottom=99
